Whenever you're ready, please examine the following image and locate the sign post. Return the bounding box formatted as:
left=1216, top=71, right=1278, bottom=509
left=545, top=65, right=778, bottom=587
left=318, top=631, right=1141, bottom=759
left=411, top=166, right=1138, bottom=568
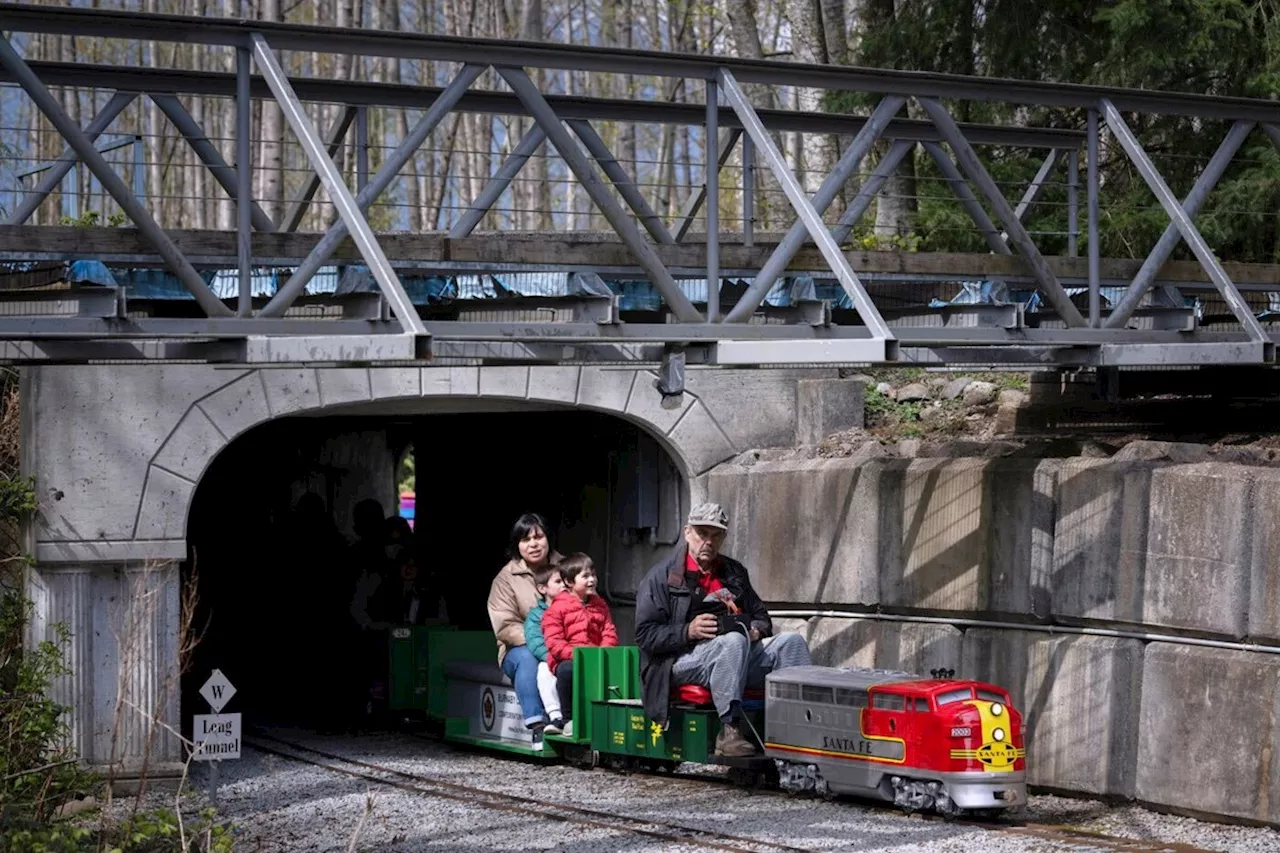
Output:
left=194, top=669, right=239, bottom=807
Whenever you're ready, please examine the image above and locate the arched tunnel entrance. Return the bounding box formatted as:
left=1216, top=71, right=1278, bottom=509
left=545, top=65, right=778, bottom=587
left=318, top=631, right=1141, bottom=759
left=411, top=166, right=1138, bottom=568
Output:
left=180, top=406, right=686, bottom=731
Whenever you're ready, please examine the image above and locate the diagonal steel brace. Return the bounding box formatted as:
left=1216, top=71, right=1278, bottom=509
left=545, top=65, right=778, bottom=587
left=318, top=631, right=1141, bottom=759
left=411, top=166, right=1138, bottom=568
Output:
left=723, top=94, right=906, bottom=324
left=922, top=141, right=1010, bottom=256
left=1002, top=148, right=1059, bottom=245
left=718, top=69, right=892, bottom=341
left=8, top=91, right=136, bottom=226
left=1102, top=99, right=1267, bottom=344
left=567, top=119, right=673, bottom=244
left=450, top=125, right=547, bottom=238
left=249, top=32, right=425, bottom=335
left=498, top=66, right=701, bottom=323
left=151, top=93, right=276, bottom=233
left=830, top=139, right=914, bottom=245
left=259, top=55, right=484, bottom=321
left=1105, top=120, right=1254, bottom=328
left=918, top=97, right=1085, bottom=327
left=0, top=38, right=232, bottom=317
left=281, top=106, right=357, bottom=233
left=673, top=128, right=743, bottom=243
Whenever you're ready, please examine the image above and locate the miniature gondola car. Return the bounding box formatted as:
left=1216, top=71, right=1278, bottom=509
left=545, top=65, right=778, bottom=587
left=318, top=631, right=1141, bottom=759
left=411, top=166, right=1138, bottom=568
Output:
left=764, top=665, right=1026, bottom=814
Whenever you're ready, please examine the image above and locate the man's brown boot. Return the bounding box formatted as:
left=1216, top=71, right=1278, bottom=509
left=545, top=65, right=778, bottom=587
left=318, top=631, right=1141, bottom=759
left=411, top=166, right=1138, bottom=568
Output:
left=715, top=721, right=759, bottom=757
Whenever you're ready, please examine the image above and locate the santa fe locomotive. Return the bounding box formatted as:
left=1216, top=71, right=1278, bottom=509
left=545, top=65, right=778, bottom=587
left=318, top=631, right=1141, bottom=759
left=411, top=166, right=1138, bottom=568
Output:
left=763, top=665, right=1027, bottom=815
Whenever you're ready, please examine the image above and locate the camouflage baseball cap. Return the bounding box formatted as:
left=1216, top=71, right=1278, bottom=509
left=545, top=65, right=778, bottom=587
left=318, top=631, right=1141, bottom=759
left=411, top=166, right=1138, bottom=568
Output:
left=687, top=502, right=728, bottom=530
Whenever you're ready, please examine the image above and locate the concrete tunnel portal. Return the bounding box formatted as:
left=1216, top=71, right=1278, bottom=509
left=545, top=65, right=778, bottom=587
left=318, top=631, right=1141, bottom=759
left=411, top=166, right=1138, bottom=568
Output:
left=179, top=404, right=687, bottom=730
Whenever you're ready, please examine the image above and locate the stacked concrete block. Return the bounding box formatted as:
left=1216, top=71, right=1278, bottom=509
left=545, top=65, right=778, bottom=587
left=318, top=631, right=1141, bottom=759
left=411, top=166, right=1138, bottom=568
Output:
left=985, top=458, right=1058, bottom=618
left=1138, top=643, right=1280, bottom=823
left=1142, top=464, right=1252, bottom=637
left=1050, top=459, right=1155, bottom=626
left=882, top=458, right=991, bottom=613
left=705, top=457, right=883, bottom=606
left=961, top=629, right=1143, bottom=798
left=806, top=617, right=962, bottom=676
left=1248, top=467, right=1280, bottom=643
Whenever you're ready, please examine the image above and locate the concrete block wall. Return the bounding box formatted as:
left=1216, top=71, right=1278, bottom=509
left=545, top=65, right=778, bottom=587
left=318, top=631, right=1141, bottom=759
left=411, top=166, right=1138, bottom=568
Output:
left=682, top=453, right=1280, bottom=824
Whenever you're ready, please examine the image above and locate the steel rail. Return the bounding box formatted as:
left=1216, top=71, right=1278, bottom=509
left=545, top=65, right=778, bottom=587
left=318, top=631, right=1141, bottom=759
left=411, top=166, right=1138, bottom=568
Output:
left=244, top=734, right=810, bottom=853
left=2, top=3, right=1277, bottom=122
left=0, top=61, right=1087, bottom=149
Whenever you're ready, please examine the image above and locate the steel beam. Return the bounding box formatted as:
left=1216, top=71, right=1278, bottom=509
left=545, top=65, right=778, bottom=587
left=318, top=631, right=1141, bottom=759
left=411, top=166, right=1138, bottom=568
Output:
left=281, top=106, right=357, bottom=233
left=255, top=41, right=479, bottom=327
left=9, top=5, right=1280, bottom=123
left=921, top=141, right=1009, bottom=255
left=235, top=47, right=253, bottom=317
left=1067, top=150, right=1078, bottom=257
left=742, top=133, right=754, bottom=247
left=1105, top=121, right=1253, bottom=329
left=1002, top=148, right=1058, bottom=244
left=151, top=92, right=275, bottom=234
left=718, top=70, right=893, bottom=342
left=918, top=97, right=1085, bottom=328
left=0, top=37, right=232, bottom=317
left=673, top=129, right=742, bottom=243
left=497, top=66, right=701, bottom=323
left=724, top=94, right=906, bottom=323
left=567, top=119, right=673, bottom=244
left=449, top=125, right=547, bottom=238
left=5, top=61, right=1088, bottom=150
left=7, top=91, right=136, bottom=226
left=704, top=78, right=719, bottom=321
left=1087, top=109, right=1100, bottom=326
left=830, top=140, right=913, bottom=244
left=1101, top=98, right=1269, bottom=346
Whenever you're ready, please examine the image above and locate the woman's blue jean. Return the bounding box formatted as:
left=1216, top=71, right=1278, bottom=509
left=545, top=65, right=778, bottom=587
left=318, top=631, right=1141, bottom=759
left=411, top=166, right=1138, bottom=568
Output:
left=500, top=645, right=545, bottom=726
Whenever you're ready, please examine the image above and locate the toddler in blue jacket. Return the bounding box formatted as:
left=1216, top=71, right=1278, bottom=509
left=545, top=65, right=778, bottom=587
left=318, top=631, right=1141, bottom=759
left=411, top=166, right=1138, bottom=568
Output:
left=524, top=565, right=568, bottom=733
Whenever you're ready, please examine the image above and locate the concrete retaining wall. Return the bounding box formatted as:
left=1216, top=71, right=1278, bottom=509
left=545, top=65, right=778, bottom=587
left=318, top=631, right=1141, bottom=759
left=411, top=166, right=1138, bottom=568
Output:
left=688, top=452, right=1280, bottom=823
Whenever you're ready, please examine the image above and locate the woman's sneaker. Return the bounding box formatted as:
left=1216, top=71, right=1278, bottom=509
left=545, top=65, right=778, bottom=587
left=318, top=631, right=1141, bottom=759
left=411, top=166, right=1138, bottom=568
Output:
left=561, top=720, right=573, bottom=738
left=545, top=719, right=566, bottom=735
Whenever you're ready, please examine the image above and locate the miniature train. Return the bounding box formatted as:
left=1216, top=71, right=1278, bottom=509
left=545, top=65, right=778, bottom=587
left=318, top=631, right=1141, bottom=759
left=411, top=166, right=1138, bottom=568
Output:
left=388, top=625, right=1026, bottom=817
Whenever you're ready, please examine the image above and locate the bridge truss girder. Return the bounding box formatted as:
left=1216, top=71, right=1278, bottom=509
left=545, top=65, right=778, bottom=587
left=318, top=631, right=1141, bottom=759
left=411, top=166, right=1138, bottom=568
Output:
left=0, top=3, right=1275, bottom=367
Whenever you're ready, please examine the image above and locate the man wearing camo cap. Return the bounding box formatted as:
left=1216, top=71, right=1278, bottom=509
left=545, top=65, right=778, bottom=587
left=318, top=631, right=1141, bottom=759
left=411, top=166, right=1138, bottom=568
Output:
left=634, top=501, right=812, bottom=757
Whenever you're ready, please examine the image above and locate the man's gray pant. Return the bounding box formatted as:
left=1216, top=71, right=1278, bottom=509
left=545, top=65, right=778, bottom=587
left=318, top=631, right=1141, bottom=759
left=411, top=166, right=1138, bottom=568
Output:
left=671, top=631, right=811, bottom=720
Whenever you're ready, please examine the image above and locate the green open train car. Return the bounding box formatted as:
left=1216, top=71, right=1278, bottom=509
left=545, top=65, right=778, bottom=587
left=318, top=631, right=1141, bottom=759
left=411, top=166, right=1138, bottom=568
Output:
left=388, top=626, right=758, bottom=768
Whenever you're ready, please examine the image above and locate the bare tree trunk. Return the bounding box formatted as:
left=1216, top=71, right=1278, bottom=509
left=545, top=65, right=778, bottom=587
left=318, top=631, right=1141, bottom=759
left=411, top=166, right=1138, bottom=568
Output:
left=145, top=0, right=164, bottom=222
left=258, top=0, right=284, bottom=225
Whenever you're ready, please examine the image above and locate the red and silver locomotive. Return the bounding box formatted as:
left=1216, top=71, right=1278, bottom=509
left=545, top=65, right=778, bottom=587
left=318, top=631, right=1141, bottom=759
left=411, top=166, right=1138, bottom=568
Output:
left=763, top=665, right=1026, bottom=815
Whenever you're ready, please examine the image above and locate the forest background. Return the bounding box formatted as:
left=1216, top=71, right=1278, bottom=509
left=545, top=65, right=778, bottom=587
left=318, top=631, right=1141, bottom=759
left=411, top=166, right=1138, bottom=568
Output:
left=6, top=0, right=1280, bottom=266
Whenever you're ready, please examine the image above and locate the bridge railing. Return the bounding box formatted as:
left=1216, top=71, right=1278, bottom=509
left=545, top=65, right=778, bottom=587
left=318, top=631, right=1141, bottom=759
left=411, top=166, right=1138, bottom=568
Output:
left=0, top=2, right=1275, bottom=368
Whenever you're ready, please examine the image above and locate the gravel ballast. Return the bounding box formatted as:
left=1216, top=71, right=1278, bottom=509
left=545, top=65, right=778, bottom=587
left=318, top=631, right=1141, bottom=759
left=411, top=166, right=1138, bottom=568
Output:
left=107, top=728, right=1280, bottom=853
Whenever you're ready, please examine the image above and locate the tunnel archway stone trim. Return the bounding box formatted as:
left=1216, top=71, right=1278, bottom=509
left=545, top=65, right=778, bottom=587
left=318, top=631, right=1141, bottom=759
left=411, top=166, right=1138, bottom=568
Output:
left=99, top=365, right=746, bottom=561
left=31, top=364, right=829, bottom=563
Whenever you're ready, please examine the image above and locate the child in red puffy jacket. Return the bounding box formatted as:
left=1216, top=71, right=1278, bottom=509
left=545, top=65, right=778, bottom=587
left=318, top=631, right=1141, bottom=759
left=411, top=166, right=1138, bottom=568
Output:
left=542, top=552, right=618, bottom=735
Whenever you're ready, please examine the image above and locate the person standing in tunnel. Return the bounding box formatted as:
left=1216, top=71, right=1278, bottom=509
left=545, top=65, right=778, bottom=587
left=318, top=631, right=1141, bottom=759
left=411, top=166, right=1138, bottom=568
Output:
left=487, top=512, right=562, bottom=741
left=289, top=493, right=348, bottom=727
left=332, top=498, right=386, bottom=731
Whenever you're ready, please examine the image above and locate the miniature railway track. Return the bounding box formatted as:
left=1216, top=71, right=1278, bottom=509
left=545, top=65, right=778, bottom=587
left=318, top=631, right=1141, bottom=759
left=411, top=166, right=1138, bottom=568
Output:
left=243, top=733, right=813, bottom=853
left=245, top=732, right=1222, bottom=853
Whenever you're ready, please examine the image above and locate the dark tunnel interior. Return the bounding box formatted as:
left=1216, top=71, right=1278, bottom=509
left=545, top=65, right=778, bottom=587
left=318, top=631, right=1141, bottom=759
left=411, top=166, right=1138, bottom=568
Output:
left=179, top=408, right=679, bottom=733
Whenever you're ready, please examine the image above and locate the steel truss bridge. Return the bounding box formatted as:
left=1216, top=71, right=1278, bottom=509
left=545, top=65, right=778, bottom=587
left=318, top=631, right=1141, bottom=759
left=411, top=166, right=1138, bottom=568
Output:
left=0, top=3, right=1278, bottom=369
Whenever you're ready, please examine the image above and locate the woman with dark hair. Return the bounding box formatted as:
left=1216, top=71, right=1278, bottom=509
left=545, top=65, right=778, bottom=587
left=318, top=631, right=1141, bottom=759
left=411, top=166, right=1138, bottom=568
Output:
left=487, top=512, right=561, bottom=736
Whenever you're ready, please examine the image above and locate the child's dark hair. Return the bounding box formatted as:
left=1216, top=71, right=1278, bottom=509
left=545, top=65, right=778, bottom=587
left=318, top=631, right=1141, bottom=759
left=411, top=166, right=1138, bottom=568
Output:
left=531, top=564, right=557, bottom=588
left=558, top=553, right=594, bottom=586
